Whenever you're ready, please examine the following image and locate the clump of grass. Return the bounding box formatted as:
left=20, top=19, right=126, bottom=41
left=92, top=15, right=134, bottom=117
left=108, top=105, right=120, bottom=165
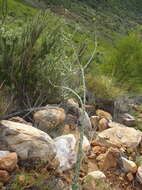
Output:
left=95, top=179, right=112, bottom=190
left=83, top=176, right=112, bottom=190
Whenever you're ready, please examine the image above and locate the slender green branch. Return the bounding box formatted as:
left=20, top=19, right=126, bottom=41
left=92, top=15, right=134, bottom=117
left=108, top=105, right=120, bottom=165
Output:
left=84, top=37, right=98, bottom=70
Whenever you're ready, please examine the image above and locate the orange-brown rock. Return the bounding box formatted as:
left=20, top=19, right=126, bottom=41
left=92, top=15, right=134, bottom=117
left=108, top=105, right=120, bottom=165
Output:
left=96, top=109, right=112, bottom=121
left=87, top=159, right=99, bottom=172
left=91, top=140, right=101, bottom=147
left=0, top=152, right=17, bottom=172
left=92, top=146, right=106, bottom=155
left=92, top=146, right=102, bottom=154
left=33, top=107, right=66, bottom=134
left=90, top=116, right=100, bottom=130
left=0, top=170, right=10, bottom=183
left=98, top=118, right=109, bottom=131
left=98, top=148, right=120, bottom=171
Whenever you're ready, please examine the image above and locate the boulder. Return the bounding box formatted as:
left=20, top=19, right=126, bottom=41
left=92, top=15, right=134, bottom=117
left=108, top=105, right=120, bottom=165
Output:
left=33, top=107, right=66, bottom=136
left=0, top=120, right=56, bottom=161
left=96, top=109, right=112, bottom=121
left=98, top=118, right=108, bottom=131
left=54, top=134, right=77, bottom=172
left=54, top=134, right=90, bottom=172
left=97, top=125, right=142, bottom=149
left=121, top=157, right=137, bottom=173
left=0, top=152, right=17, bottom=171
left=0, top=170, right=10, bottom=183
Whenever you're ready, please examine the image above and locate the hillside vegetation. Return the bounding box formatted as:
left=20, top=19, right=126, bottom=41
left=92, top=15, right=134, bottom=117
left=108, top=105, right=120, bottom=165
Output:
left=1, top=1, right=142, bottom=190
left=0, top=0, right=142, bottom=110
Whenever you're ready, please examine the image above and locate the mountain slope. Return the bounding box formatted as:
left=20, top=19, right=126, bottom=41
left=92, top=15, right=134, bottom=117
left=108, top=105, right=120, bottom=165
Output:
left=20, top=0, right=142, bottom=40
left=0, top=0, right=36, bottom=18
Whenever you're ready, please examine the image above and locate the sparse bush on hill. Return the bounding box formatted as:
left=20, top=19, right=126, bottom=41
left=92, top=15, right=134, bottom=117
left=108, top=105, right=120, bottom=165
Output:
left=86, top=74, right=126, bottom=102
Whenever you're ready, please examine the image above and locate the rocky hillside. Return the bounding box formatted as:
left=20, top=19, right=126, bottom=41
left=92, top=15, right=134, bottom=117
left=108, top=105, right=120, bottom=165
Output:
left=1, top=1, right=142, bottom=189
left=22, top=0, right=142, bottom=39
left=0, top=99, right=142, bottom=189
left=3, top=0, right=142, bottom=39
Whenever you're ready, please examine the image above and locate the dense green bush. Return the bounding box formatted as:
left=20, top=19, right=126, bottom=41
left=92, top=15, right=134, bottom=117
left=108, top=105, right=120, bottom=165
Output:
left=101, top=32, right=142, bottom=92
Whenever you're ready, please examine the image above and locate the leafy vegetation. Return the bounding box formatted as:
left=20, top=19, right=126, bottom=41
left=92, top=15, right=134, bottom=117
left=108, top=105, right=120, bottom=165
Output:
left=103, top=32, right=142, bottom=92
left=0, top=1, right=142, bottom=190
left=0, top=0, right=142, bottom=110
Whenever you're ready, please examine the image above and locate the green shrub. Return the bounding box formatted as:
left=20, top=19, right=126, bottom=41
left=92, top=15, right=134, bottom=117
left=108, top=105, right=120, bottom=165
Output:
left=101, top=32, right=142, bottom=93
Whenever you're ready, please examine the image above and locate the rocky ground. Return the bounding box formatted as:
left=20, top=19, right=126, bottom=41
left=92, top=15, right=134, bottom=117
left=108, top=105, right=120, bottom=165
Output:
left=0, top=99, right=142, bottom=189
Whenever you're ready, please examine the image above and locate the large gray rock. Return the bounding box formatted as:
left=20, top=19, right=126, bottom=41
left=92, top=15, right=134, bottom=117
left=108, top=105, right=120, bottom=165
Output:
left=0, top=120, right=56, bottom=161
left=54, top=134, right=90, bottom=172
left=54, top=134, right=77, bottom=172
left=97, top=125, right=142, bottom=149
left=33, top=107, right=66, bottom=137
